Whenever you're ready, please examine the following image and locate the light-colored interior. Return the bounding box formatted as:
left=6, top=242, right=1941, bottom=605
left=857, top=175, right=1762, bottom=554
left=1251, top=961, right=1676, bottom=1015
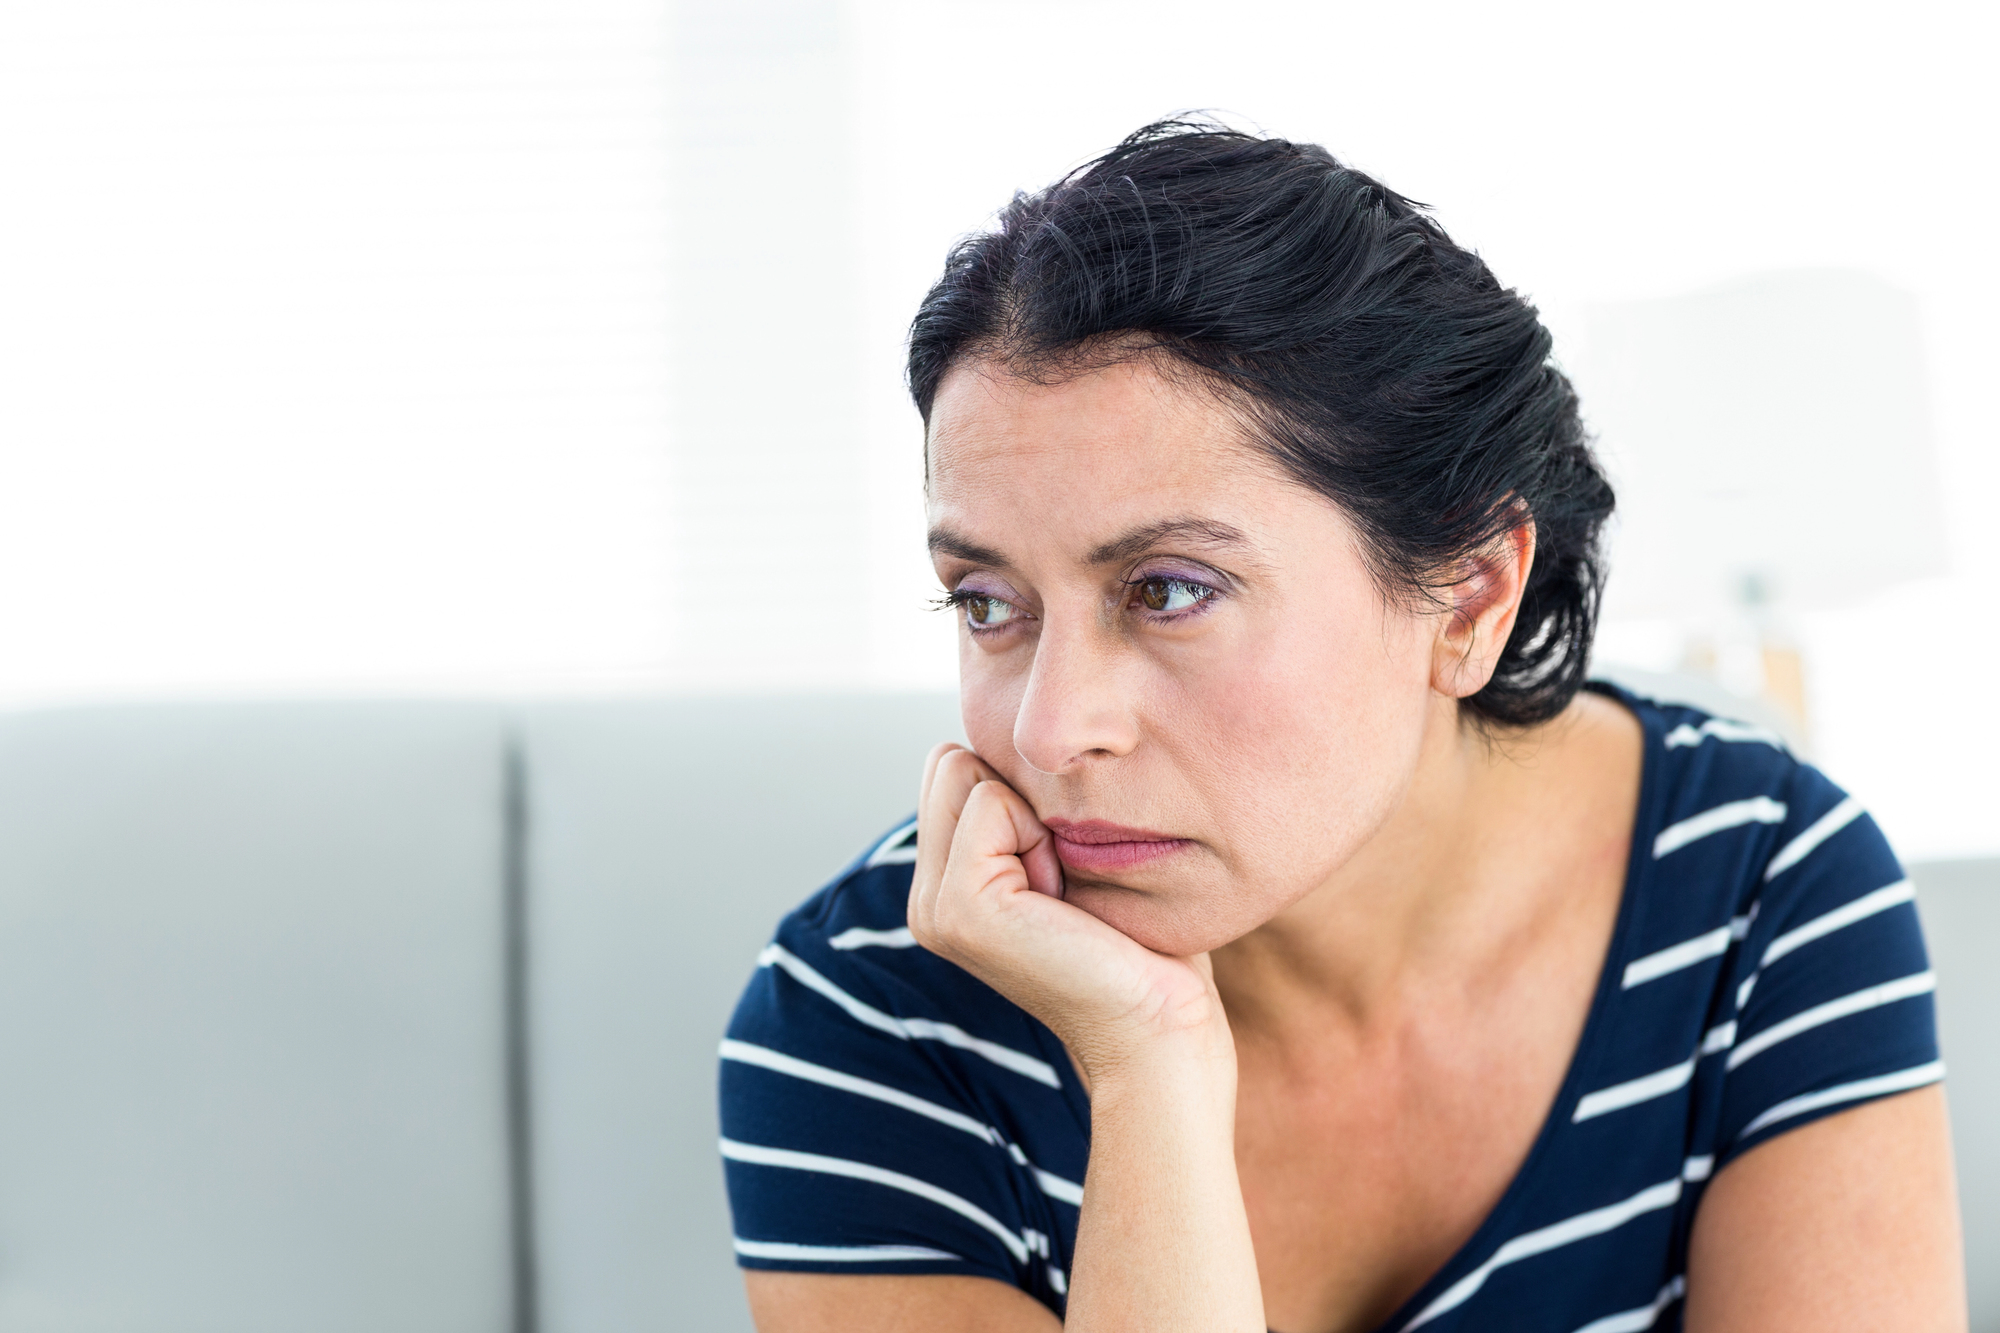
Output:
left=518, top=695, right=963, bottom=1333
left=0, top=694, right=1987, bottom=1331
left=0, top=703, right=516, bottom=1333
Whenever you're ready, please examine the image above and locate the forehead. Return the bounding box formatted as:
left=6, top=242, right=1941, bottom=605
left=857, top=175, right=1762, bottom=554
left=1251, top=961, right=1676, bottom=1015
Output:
left=926, top=357, right=1271, bottom=512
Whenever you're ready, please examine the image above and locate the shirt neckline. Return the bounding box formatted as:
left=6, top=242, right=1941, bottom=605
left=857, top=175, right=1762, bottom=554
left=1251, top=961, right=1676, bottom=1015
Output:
left=1354, top=681, right=1665, bottom=1333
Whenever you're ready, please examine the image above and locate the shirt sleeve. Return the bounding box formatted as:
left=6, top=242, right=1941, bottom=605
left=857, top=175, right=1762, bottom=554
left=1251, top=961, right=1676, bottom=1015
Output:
left=1717, top=766, right=1942, bottom=1165
left=716, top=877, right=1070, bottom=1305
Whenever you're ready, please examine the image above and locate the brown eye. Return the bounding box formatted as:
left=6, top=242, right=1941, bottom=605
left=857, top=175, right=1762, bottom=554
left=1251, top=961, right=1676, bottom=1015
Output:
left=963, top=596, right=1017, bottom=628
left=1134, top=577, right=1209, bottom=614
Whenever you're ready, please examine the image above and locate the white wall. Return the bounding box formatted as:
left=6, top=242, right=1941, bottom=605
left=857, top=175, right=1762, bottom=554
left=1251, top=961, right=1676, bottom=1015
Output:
left=0, top=2, right=678, bottom=699
left=1, top=0, right=1993, bottom=857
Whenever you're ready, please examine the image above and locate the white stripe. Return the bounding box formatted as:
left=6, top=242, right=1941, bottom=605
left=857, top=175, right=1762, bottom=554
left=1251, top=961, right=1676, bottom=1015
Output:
left=1764, top=796, right=1864, bottom=881
left=1727, top=971, right=1936, bottom=1071
left=1048, top=1265, right=1068, bottom=1295
left=1034, top=1166, right=1085, bottom=1206
left=1574, top=1023, right=1736, bottom=1122
left=758, top=943, right=1060, bottom=1087
left=717, top=1040, right=1085, bottom=1206
left=1571, top=1276, right=1686, bottom=1333
left=1735, top=879, right=1915, bottom=1013
left=720, top=1138, right=1032, bottom=1265
left=719, top=1039, right=994, bottom=1140
left=1010, top=1148, right=1084, bottom=1207
left=1665, top=717, right=1785, bottom=750
left=1682, top=1155, right=1713, bottom=1182
left=1761, top=880, right=1914, bottom=970
left=733, top=1238, right=959, bottom=1262
left=865, top=820, right=920, bottom=868
left=1653, top=797, right=1787, bottom=859
left=1401, top=1177, right=1683, bottom=1330
left=1623, top=919, right=1742, bottom=988
left=1574, top=1059, right=1695, bottom=1122
left=829, top=926, right=920, bottom=950
left=1740, top=1060, right=1946, bottom=1138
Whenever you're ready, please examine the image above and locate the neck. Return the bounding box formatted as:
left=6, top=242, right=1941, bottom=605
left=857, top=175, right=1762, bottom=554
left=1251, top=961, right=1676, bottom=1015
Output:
left=1211, top=691, right=1584, bottom=1039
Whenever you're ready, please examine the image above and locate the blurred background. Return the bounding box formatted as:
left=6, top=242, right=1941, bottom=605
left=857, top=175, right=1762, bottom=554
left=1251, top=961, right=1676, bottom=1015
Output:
left=2, top=0, right=1994, bottom=859
left=0, top=2, right=1994, bottom=1330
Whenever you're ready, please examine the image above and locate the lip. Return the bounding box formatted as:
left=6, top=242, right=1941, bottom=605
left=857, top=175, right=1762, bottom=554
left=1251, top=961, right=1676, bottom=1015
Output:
left=1042, top=818, right=1192, bottom=875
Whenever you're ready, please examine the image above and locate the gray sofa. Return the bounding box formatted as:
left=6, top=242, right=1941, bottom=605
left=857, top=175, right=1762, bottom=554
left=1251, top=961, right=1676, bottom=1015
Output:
left=0, top=697, right=1990, bottom=1331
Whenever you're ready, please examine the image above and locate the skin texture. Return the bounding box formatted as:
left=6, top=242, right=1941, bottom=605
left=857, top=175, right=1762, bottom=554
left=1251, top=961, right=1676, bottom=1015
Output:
left=744, top=358, right=1966, bottom=1332
left=1685, top=1085, right=1964, bottom=1331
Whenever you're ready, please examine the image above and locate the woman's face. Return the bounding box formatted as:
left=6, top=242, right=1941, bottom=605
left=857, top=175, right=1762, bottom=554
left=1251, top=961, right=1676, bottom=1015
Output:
left=926, top=357, right=1450, bottom=956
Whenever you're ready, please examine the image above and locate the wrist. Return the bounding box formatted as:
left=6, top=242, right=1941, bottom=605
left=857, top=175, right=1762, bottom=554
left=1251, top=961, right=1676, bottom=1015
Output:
left=1079, top=1022, right=1238, bottom=1110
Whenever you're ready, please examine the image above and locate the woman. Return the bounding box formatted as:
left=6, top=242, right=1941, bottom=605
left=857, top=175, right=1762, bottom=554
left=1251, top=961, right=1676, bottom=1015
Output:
left=717, top=121, right=1962, bottom=1332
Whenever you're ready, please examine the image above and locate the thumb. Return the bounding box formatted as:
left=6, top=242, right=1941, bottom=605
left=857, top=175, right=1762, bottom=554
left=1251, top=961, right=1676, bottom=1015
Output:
left=1022, top=829, right=1065, bottom=899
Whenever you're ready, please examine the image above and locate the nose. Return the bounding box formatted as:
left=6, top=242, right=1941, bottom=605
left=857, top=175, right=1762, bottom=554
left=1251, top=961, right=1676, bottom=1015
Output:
left=1011, top=617, right=1139, bottom=775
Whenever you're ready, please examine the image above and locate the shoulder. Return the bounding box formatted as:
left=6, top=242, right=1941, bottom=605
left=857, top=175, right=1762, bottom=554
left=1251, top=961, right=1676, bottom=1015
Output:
left=1593, top=681, right=1923, bottom=1066
left=717, top=819, right=1086, bottom=1302
left=736, top=819, right=1061, bottom=1083
left=1595, top=684, right=1938, bottom=1159
left=1612, top=685, right=1900, bottom=926
left=761, top=816, right=926, bottom=969
left=1598, top=683, right=1883, bottom=919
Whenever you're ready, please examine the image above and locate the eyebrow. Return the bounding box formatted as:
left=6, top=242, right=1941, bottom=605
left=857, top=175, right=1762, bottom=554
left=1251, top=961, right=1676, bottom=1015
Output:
left=926, top=517, right=1252, bottom=570
left=1086, top=518, right=1252, bottom=565
left=926, top=527, right=1007, bottom=566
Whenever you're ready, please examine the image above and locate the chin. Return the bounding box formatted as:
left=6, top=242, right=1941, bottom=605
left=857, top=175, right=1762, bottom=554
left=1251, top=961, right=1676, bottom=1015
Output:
left=1062, top=880, right=1248, bottom=957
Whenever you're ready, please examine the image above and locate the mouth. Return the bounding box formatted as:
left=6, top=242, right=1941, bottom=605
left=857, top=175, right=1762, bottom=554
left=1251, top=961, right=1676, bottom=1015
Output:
left=1041, top=818, right=1193, bottom=875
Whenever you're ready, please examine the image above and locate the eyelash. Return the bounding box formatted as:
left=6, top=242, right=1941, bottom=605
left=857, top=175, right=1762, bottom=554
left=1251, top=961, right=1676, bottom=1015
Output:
left=934, top=589, right=1018, bottom=632
left=935, top=576, right=1221, bottom=633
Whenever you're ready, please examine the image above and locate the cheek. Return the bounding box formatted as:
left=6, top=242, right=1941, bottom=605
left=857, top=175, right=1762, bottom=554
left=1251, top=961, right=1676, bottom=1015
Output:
left=1174, top=595, right=1435, bottom=882
left=957, top=637, right=1027, bottom=771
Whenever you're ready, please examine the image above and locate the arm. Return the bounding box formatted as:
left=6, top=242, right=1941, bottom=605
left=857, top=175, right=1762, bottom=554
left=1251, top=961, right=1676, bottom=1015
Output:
left=745, top=1273, right=1063, bottom=1332
left=1685, top=1085, right=1966, bottom=1331
left=744, top=745, right=1266, bottom=1333
left=742, top=1034, right=1249, bottom=1332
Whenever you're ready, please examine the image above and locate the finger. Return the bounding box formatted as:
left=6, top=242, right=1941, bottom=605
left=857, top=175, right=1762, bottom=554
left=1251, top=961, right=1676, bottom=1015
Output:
left=913, top=744, right=969, bottom=909
left=916, top=741, right=963, bottom=825
left=912, top=747, right=1000, bottom=932
left=947, top=779, right=1061, bottom=902
left=926, top=749, right=1000, bottom=841
left=1022, top=829, right=1065, bottom=900
left=943, top=779, right=1033, bottom=898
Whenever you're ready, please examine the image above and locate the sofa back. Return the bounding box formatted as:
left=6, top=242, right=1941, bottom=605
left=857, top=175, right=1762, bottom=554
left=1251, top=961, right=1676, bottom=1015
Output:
left=517, top=695, right=962, bottom=1332
left=0, top=696, right=1991, bottom=1330
left=0, top=703, right=516, bottom=1333
left=1915, top=858, right=2000, bottom=1324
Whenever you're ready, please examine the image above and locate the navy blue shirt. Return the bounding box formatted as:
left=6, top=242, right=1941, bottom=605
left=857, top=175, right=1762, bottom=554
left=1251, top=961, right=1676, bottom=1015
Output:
left=718, top=685, right=1941, bottom=1331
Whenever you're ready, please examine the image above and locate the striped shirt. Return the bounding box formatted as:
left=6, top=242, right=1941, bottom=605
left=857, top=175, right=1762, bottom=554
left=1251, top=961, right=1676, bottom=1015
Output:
left=718, top=683, right=1941, bottom=1330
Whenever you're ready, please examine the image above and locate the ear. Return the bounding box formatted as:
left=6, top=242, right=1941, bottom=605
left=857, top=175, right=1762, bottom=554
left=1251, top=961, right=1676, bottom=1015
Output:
left=1431, top=518, right=1536, bottom=701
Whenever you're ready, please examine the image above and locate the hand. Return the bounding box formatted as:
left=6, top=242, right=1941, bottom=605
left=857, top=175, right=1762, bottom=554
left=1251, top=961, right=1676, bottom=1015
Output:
left=906, top=744, right=1234, bottom=1083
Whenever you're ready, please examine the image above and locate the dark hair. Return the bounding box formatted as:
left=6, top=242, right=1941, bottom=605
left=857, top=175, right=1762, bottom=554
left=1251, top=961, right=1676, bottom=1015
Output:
left=907, top=118, right=1615, bottom=727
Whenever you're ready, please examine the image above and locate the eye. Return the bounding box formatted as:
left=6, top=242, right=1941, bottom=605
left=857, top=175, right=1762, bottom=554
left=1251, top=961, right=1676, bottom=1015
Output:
left=960, top=594, right=1019, bottom=628
left=1132, top=577, right=1213, bottom=614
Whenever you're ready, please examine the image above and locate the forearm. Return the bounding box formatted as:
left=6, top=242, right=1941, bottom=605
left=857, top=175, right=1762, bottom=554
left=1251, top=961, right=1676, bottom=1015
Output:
left=908, top=755, right=1264, bottom=1328
left=1063, top=1035, right=1265, bottom=1332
